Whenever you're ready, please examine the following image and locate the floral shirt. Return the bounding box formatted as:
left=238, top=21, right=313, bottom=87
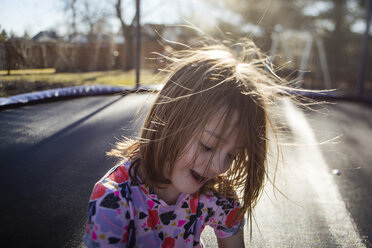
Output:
left=84, top=160, right=244, bottom=248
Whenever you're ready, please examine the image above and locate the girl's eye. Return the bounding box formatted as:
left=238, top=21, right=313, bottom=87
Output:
left=200, top=142, right=213, bottom=152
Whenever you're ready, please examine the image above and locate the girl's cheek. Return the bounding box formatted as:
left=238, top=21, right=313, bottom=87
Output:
left=195, top=151, right=209, bottom=163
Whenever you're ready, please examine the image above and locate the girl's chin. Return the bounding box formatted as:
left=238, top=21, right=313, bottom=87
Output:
left=179, top=181, right=203, bottom=194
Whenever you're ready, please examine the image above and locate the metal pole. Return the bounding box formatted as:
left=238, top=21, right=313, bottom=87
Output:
left=316, top=37, right=332, bottom=89
left=269, top=32, right=279, bottom=60
left=357, top=0, right=372, bottom=99
left=135, top=0, right=141, bottom=88
left=297, top=33, right=313, bottom=88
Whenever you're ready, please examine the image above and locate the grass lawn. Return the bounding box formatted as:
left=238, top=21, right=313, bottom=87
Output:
left=0, top=69, right=164, bottom=97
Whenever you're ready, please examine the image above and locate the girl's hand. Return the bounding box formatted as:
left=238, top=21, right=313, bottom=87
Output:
left=217, top=230, right=245, bottom=248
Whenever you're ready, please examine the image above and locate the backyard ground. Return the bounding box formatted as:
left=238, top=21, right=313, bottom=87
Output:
left=0, top=68, right=163, bottom=97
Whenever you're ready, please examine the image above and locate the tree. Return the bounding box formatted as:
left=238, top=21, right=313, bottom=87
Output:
left=62, top=0, right=111, bottom=41
left=0, top=25, right=10, bottom=75
left=62, top=0, right=79, bottom=41
left=207, top=0, right=310, bottom=35
left=59, top=0, right=114, bottom=71
left=0, top=25, right=7, bottom=41
left=114, top=0, right=139, bottom=71
left=81, top=0, right=110, bottom=42
left=298, top=0, right=366, bottom=34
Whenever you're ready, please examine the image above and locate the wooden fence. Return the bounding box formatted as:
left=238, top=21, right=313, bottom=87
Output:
left=0, top=40, right=163, bottom=73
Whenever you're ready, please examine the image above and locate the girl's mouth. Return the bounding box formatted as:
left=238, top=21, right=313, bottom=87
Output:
left=190, top=170, right=207, bottom=183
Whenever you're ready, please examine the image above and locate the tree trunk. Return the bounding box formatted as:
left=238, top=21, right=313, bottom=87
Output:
left=115, top=0, right=137, bottom=71
left=333, top=0, right=347, bottom=36
left=123, top=28, right=134, bottom=71
left=4, top=41, right=11, bottom=75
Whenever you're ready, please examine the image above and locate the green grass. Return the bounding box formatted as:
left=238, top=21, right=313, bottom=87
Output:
left=0, top=69, right=164, bottom=97
left=0, top=68, right=56, bottom=75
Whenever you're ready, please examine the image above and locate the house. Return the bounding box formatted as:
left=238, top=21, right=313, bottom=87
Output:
left=31, top=31, right=60, bottom=42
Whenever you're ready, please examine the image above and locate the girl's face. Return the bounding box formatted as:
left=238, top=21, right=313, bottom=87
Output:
left=163, top=109, right=240, bottom=201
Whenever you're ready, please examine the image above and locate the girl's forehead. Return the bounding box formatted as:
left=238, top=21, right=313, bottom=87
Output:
left=202, top=108, right=241, bottom=144
left=204, top=108, right=239, bottom=133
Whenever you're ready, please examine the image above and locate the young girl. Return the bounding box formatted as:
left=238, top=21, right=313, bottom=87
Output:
left=84, top=39, right=284, bottom=248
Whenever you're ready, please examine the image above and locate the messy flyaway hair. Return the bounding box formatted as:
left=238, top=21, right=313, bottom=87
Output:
left=109, top=38, right=299, bottom=234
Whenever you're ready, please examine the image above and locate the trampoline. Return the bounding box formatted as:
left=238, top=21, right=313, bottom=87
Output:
left=0, top=86, right=371, bottom=247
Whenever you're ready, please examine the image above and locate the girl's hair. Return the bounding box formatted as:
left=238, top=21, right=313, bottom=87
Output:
left=109, top=39, right=292, bottom=232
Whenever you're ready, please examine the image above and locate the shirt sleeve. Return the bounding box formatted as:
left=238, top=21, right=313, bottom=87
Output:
left=205, top=194, right=246, bottom=239
left=83, top=181, right=135, bottom=248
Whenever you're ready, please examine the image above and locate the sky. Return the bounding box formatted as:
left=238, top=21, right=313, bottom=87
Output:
left=0, top=0, right=236, bottom=38
left=0, top=0, right=368, bottom=38
left=0, top=0, right=185, bottom=37
left=0, top=0, right=65, bottom=36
